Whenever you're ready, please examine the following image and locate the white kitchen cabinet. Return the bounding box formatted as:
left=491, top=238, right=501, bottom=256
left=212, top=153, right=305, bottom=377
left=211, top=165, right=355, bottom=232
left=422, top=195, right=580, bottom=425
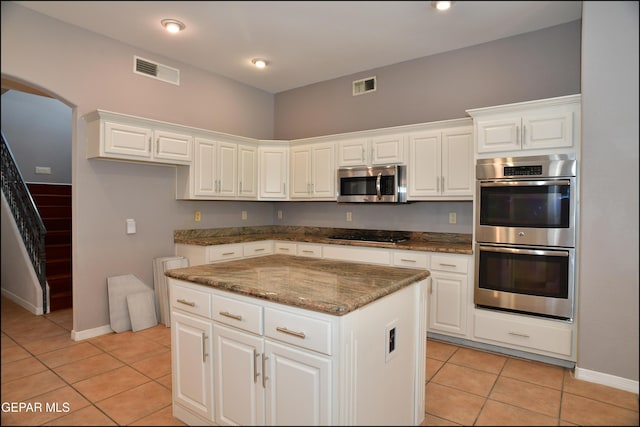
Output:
left=407, top=125, right=473, bottom=200
left=171, top=309, right=215, bottom=424
left=177, top=137, right=237, bottom=199
left=273, top=241, right=297, bottom=255
left=337, top=133, right=404, bottom=167
left=289, top=142, right=335, bottom=199
left=258, top=143, right=289, bottom=200
left=427, top=253, right=471, bottom=338
left=473, top=308, right=575, bottom=361
left=238, top=142, right=258, bottom=199
left=85, top=110, right=193, bottom=165
left=467, top=94, right=581, bottom=158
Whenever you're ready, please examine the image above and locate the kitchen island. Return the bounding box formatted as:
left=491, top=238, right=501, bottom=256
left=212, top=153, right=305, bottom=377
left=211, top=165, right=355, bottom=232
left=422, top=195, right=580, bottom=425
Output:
left=165, top=254, right=429, bottom=426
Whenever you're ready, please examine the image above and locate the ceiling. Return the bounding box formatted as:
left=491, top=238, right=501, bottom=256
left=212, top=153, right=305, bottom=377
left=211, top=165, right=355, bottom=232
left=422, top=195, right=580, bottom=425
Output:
left=13, top=1, right=582, bottom=94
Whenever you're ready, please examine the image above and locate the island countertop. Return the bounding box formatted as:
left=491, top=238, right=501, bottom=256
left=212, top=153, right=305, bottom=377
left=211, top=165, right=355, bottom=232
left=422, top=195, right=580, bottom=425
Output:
left=165, top=254, right=429, bottom=316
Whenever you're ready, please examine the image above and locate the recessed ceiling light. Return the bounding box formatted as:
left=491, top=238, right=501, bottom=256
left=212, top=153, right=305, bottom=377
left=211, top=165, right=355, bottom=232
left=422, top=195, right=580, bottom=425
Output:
left=251, top=58, right=269, bottom=69
left=431, top=1, right=454, bottom=11
left=161, top=19, right=185, bottom=33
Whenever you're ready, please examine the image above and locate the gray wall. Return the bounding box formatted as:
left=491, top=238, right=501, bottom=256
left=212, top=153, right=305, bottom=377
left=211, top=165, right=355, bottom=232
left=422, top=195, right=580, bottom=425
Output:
left=579, top=1, right=639, bottom=383
left=1, top=91, right=72, bottom=184
left=274, top=20, right=582, bottom=140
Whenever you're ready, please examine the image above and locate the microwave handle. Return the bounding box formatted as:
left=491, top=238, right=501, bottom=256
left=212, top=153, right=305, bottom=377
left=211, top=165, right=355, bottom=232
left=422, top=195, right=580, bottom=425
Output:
left=376, top=172, right=382, bottom=200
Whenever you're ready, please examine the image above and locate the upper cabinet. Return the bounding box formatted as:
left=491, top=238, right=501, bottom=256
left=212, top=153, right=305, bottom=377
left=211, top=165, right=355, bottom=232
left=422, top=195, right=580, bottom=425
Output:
left=85, top=110, right=193, bottom=165
left=290, top=142, right=336, bottom=200
left=337, top=134, right=405, bottom=167
left=467, top=94, right=581, bottom=158
left=258, top=141, right=289, bottom=200
left=237, top=142, right=258, bottom=199
left=407, top=120, right=474, bottom=200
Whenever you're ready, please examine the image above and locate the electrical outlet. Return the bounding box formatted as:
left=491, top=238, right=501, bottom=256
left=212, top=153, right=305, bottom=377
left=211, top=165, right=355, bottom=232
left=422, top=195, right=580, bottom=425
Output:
left=194, top=211, right=201, bottom=222
left=346, top=212, right=352, bottom=222
left=242, top=210, right=248, bottom=220
left=449, top=212, right=457, bottom=224
left=385, top=320, right=398, bottom=363
left=277, top=210, right=283, bottom=220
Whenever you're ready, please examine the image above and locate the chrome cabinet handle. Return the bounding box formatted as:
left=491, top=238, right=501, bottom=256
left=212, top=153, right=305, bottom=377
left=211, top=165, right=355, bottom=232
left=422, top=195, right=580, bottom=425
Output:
left=202, top=332, right=208, bottom=362
left=253, top=350, right=260, bottom=383
left=516, top=125, right=520, bottom=145
left=438, top=263, right=457, bottom=268
left=177, top=298, right=195, bottom=307
left=400, top=258, right=417, bottom=263
left=276, top=326, right=306, bottom=339
left=219, top=311, right=242, bottom=321
left=262, top=354, right=268, bottom=388
left=508, top=331, right=530, bottom=338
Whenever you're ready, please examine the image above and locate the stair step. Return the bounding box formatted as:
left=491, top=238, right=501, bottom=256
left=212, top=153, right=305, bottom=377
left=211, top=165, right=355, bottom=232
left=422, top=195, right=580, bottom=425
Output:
left=27, top=183, right=71, bottom=196
left=48, top=291, right=72, bottom=312
left=46, top=230, right=71, bottom=245
left=43, top=217, right=71, bottom=231
left=46, top=243, right=71, bottom=259
left=46, top=258, right=71, bottom=276
left=31, top=194, right=71, bottom=207
left=37, top=205, right=71, bottom=218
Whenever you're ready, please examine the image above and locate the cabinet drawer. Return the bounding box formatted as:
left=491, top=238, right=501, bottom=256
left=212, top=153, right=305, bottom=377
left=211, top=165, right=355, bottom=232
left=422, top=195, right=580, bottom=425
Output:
left=474, top=309, right=573, bottom=357
left=392, top=251, right=428, bottom=269
left=274, top=241, right=297, bottom=255
left=207, top=244, right=244, bottom=263
left=212, top=294, right=263, bottom=335
left=243, top=241, right=273, bottom=258
left=430, top=254, right=468, bottom=274
left=264, top=308, right=332, bottom=355
left=171, top=282, right=212, bottom=319
left=296, top=243, right=322, bottom=258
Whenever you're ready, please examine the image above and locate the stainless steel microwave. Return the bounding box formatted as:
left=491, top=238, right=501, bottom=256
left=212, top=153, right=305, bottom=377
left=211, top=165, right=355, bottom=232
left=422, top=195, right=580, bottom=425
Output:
left=337, top=164, right=407, bottom=203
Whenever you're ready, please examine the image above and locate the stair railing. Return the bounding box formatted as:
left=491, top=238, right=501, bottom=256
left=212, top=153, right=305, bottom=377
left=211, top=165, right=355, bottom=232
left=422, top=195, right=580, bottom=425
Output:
left=1, top=130, right=47, bottom=313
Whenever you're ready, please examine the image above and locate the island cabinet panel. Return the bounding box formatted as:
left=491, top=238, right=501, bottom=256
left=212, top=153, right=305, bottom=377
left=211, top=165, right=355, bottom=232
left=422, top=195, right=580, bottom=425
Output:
left=168, top=275, right=427, bottom=426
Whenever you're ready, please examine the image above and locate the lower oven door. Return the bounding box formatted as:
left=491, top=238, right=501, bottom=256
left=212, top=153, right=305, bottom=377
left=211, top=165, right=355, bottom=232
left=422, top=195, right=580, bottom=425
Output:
left=474, top=243, right=575, bottom=321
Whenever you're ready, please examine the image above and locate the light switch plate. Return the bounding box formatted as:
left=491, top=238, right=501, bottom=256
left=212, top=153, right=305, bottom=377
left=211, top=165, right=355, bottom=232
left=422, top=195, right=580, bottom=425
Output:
left=126, top=219, right=136, bottom=234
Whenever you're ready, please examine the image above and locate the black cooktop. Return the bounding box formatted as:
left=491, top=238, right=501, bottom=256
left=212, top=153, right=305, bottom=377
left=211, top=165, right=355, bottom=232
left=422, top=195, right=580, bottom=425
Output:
left=328, top=232, right=409, bottom=244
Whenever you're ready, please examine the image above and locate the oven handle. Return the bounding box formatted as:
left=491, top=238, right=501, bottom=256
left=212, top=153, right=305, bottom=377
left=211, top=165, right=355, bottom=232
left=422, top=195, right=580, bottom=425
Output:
left=479, top=245, right=569, bottom=257
left=480, top=179, right=571, bottom=187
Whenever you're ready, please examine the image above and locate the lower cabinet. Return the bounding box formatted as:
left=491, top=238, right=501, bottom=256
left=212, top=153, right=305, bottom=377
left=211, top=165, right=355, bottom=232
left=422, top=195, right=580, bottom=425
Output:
left=171, top=311, right=215, bottom=423
left=427, top=253, right=471, bottom=338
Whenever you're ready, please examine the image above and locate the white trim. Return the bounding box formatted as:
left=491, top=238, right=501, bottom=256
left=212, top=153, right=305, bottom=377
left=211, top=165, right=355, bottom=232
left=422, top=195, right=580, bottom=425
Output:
left=1, top=288, right=43, bottom=315
left=574, top=366, right=639, bottom=394
left=71, top=324, right=113, bottom=341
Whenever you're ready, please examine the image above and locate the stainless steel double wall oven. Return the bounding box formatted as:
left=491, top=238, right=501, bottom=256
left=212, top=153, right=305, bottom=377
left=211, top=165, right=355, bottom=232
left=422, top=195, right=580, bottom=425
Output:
left=474, top=154, right=577, bottom=321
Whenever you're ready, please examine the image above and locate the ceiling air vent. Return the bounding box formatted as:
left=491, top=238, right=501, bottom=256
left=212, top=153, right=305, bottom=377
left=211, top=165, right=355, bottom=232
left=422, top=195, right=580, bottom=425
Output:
left=134, top=56, right=180, bottom=86
left=353, top=76, right=376, bottom=96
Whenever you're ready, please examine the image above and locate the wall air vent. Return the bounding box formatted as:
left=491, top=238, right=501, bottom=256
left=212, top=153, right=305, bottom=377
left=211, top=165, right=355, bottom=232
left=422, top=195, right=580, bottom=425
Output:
left=353, top=76, right=376, bottom=96
left=134, top=56, right=180, bottom=86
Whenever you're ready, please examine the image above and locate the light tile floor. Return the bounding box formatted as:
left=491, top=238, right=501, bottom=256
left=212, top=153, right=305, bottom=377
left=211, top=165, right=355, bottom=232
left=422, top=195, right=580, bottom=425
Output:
left=1, top=297, right=638, bottom=426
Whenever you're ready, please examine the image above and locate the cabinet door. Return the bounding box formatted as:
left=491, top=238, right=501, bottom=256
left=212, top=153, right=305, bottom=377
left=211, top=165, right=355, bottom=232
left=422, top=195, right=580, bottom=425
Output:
left=172, top=311, right=214, bottom=422
left=104, top=121, right=153, bottom=160
left=337, top=138, right=368, bottom=166
left=441, top=128, right=473, bottom=196
left=522, top=110, right=573, bottom=151
left=264, top=339, right=331, bottom=426
left=194, top=138, right=217, bottom=196
left=218, top=142, right=238, bottom=197
left=289, top=146, right=311, bottom=198
left=154, top=130, right=193, bottom=164
left=310, top=142, right=336, bottom=199
left=238, top=143, right=258, bottom=198
left=259, top=146, right=289, bottom=199
left=408, top=131, right=440, bottom=197
left=213, top=324, right=264, bottom=426
left=428, top=272, right=467, bottom=336
left=476, top=117, right=521, bottom=153
left=371, top=134, right=404, bottom=164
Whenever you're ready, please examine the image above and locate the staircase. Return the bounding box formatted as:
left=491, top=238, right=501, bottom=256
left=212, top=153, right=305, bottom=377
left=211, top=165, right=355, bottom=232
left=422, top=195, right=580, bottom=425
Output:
left=27, top=183, right=72, bottom=311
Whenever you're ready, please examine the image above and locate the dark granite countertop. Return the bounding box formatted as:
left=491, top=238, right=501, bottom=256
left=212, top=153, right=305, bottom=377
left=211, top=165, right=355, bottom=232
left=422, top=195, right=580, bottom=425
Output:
left=165, top=254, right=429, bottom=316
left=174, top=226, right=472, bottom=255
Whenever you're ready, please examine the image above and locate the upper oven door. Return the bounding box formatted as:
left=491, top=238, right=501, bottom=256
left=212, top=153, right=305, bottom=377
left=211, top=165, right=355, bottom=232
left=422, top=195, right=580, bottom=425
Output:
left=476, top=177, right=576, bottom=247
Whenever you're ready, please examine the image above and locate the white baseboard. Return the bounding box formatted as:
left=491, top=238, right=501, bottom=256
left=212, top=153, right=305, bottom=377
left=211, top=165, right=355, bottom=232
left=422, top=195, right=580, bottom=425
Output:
left=1, top=288, right=43, bottom=315
left=71, top=324, right=113, bottom=341
left=575, top=365, right=639, bottom=394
